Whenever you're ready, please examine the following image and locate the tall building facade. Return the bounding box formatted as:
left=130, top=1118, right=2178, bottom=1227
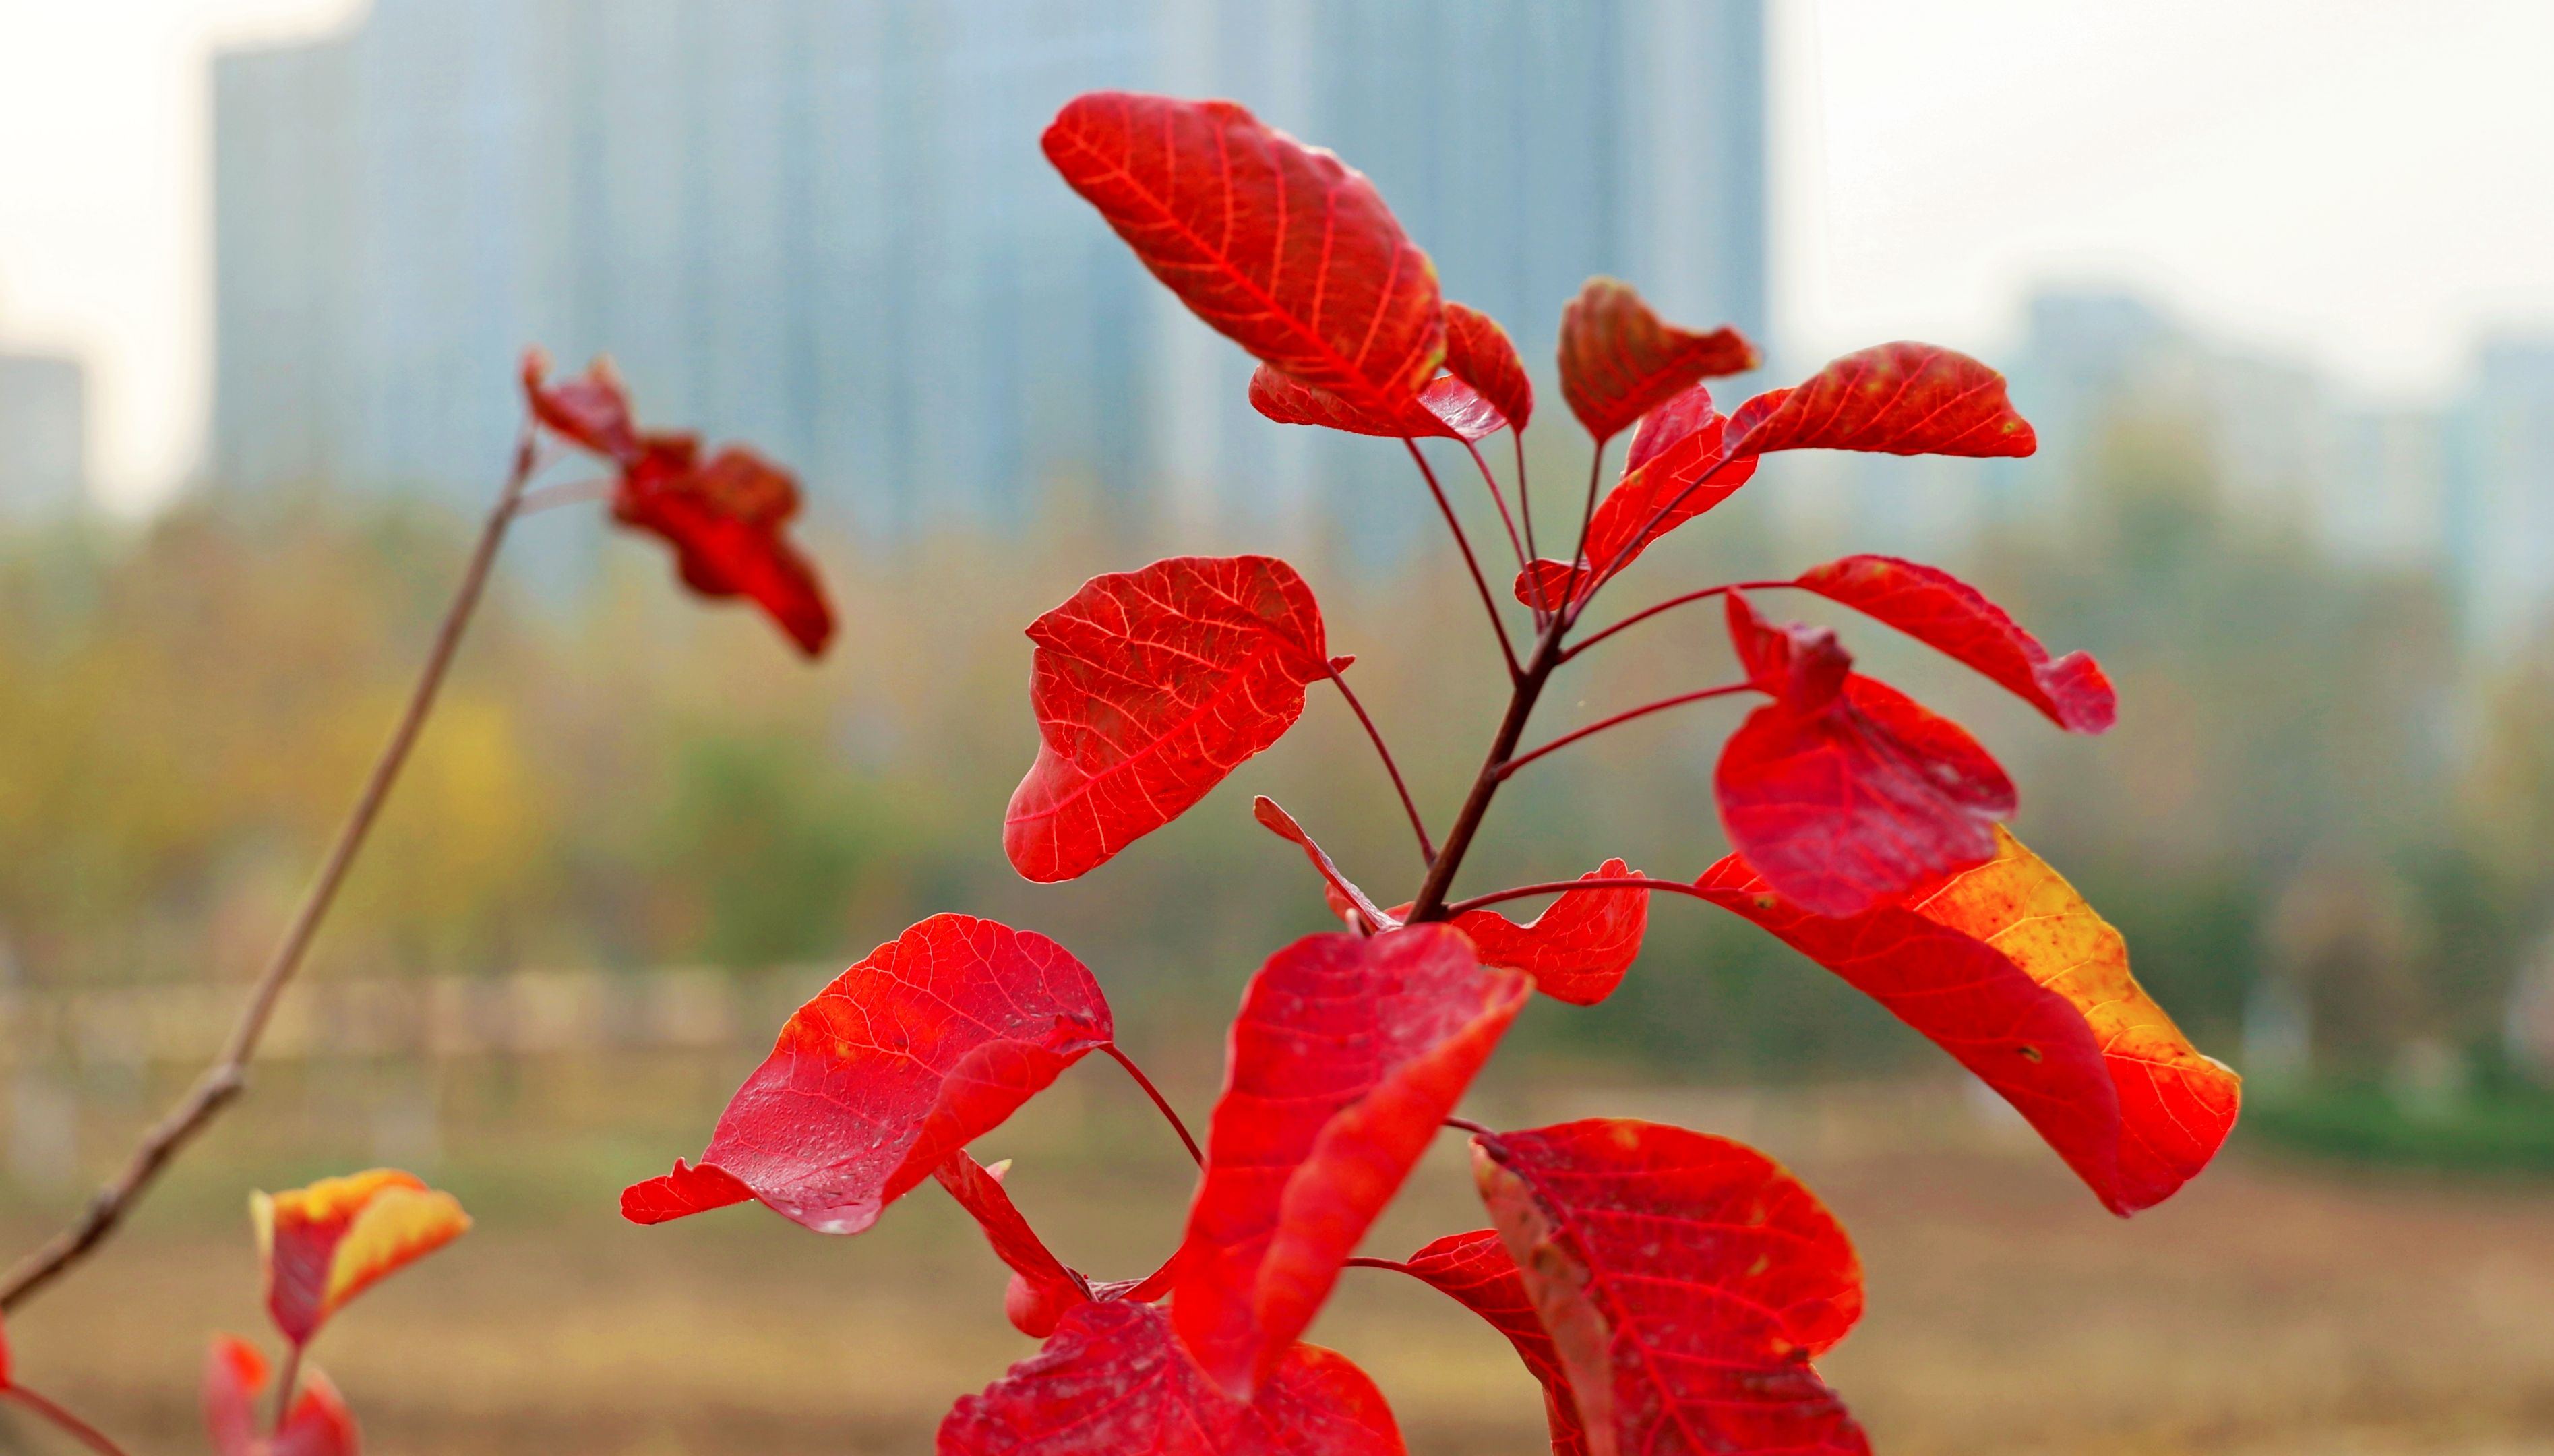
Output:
left=0, top=351, right=88, bottom=518
left=210, top=0, right=1768, bottom=544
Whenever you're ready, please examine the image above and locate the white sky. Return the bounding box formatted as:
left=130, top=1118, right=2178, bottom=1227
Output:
left=3, top=0, right=2552, bottom=510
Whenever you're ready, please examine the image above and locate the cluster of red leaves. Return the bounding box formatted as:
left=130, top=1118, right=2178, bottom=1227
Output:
left=521, top=352, right=835, bottom=655
left=628, top=90, right=2239, bottom=1455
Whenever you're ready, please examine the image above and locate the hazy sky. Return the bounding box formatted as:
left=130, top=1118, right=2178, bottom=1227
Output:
left=3, top=0, right=2551, bottom=509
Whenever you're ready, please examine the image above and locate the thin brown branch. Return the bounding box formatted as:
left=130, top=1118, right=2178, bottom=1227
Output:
left=0, top=427, right=539, bottom=1314
left=2, top=1387, right=134, bottom=1456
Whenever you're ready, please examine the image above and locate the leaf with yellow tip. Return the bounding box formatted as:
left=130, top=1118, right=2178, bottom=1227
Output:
left=255, top=1168, right=470, bottom=1346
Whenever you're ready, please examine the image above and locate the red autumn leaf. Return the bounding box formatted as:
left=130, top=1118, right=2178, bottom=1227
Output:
left=1556, top=278, right=1758, bottom=444
left=1044, top=92, right=1443, bottom=417
left=1248, top=364, right=1504, bottom=442
left=1444, top=302, right=1534, bottom=433
left=1697, top=828, right=2239, bottom=1214
left=936, top=1152, right=1091, bottom=1339
left=1402, top=1230, right=1589, bottom=1456
left=1471, top=1120, right=1868, bottom=1456
left=1176, top=926, right=1529, bottom=1398
left=1252, top=795, right=1399, bottom=933
left=939, top=1301, right=1405, bottom=1456
left=1715, top=590, right=2013, bottom=917
left=1791, top=554, right=2116, bottom=733
left=204, top=1336, right=359, bottom=1456
left=1006, top=556, right=1334, bottom=882
left=520, top=349, right=640, bottom=463
left=1450, top=860, right=1648, bottom=1007
left=624, top=914, right=1113, bottom=1234
left=253, top=1170, right=470, bottom=1347
left=1513, top=343, right=2035, bottom=608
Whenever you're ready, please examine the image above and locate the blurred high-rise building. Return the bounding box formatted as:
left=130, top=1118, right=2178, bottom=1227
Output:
left=211, top=0, right=1767, bottom=547
left=0, top=351, right=88, bottom=518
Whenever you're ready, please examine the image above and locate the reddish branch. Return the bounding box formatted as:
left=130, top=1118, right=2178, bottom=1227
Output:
left=1498, top=682, right=1755, bottom=779
left=0, top=429, right=540, bottom=1314
left=1, top=1387, right=132, bottom=1456
left=1404, top=439, right=1521, bottom=679
left=1101, top=1045, right=1204, bottom=1167
left=1323, top=667, right=1436, bottom=866
left=1443, top=876, right=1720, bottom=919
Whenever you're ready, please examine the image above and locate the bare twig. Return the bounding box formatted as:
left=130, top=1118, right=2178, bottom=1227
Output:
left=0, top=428, right=539, bottom=1313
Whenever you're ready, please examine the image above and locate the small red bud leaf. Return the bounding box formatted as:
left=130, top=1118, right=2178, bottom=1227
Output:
left=939, top=1301, right=1405, bottom=1456
left=1714, top=591, right=2013, bottom=917
left=1791, top=555, right=2116, bottom=733
left=203, top=1335, right=359, bottom=1456
left=1176, top=926, right=1529, bottom=1399
left=1403, top=1230, right=1591, bottom=1456
left=1450, top=861, right=1648, bottom=1006
left=1252, top=795, right=1399, bottom=933
left=520, top=349, right=640, bottom=463
left=1696, top=828, right=2240, bottom=1214
left=1248, top=365, right=1507, bottom=442
left=1511, top=386, right=1759, bottom=607
left=1044, top=92, right=1443, bottom=417
left=1471, top=1120, right=1869, bottom=1456
left=936, top=1151, right=1091, bottom=1338
left=624, top=915, right=1112, bottom=1234
left=1006, top=556, right=1333, bottom=882
left=1444, top=302, right=1534, bottom=433
left=1556, top=278, right=1758, bottom=444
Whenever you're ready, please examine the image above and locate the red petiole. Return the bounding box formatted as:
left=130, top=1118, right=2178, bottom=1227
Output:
left=1101, top=1044, right=1203, bottom=1168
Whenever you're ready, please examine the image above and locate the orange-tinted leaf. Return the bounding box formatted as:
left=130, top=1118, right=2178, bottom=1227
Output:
left=1045, top=92, right=1443, bottom=417
left=253, top=1170, right=470, bottom=1347
left=1792, top=555, right=2115, bottom=733
left=624, top=915, right=1112, bottom=1234
left=1253, top=795, right=1399, bottom=933
left=520, top=349, right=639, bottom=464
left=203, top=1335, right=359, bottom=1456
left=1006, top=556, right=1333, bottom=882
left=1403, top=1230, right=1589, bottom=1456
left=613, top=442, right=835, bottom=656
left=1727, top=342, right=2036, bottom=460
left=940, top=1301, right=1405, bottom=1456
left=1556, top=278, right=1757, bottom=444
left=1451, top=860, right=1647, bottom=1006
left=1715, top=591, right=2012, bottom=917
left=1444, top=302, right=1533, bottom=433
left=1511, top=386, right=1758, bottom=608
left=1176, top=927, right=1528, bottom=1398
left=1699, top=830, right=2238, bottom=1214
left=1247, top=365, right=1504, bottom=442
left=1472, top=1121, right=1868, bottom=1456
left=936, top=1152, right=1091, bottom=1338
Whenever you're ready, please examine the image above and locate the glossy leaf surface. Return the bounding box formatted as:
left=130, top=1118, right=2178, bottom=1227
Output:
left=625, top=915, right=1112, bottom=1234
left=204, top=1336, right=359, bottom=1456
left=937, top=1152, right=1090, bottom=1338
left=939, top=1301, right=1403, bottom=1456
left=1792, top=555, right=2115, bottom=733
left=1473, top=1120, right=1868, bottom=1456
left=1451, top=860, right=1647, bottom=1006
left=1044, top=92, right=1442, bottom=416
left=254, top=1169, right=470, bottom=1347
left=1444, top=302, right=1533, bottom=433
left=1715, top=591, right=2013, bottom=917
left=1176, top=926, right=1528, bottom=1397
left=1247, top=365, right=1503, bottom=442
left=1556, top=279, right=1757, bottom=444
left=1006, top=556, right=1333, bottom=882
left=1403, top=1230, right=1588, bottom=1456
left=1699, top=830, right=2238, bottom=1214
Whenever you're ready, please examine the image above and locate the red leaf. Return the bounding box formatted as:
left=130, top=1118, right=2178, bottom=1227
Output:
left=613, top=442, right=836, bottom=657
left=624, top=915, right=1112, bottom=1234
left=1556, top=278, right=1758, bottom=444
left=254, top=1169, right=470, bottom=1347
left=1248, top=365, right=1504, bottom=442
left=1175, top=926, right=1529, bottom=1398
left=1451, top=860, right=1647, bottom=1006
left=1044, top=92, right=1443, bottom=417
left=1511, top=386, right=1759, bottom=608
left=520, top=349, right=640, bottom=464
left=1252, top=795, right=1399, bottom=933
left=939, top=1301, right=1405, bottom=1456
left=1727, top=342, right=2036, bottom=459
left=1791, top=555, right=2115, bottom=733
left=1714, top=591, right=2013, bottom=917
left=1402, top=1230, right=1590, bottom=1456
left=936, top=1152, right=1091, bottom=1338
left=203, top=1336, right=359, bottom=1456
left=1471, top=1120, right=1868, bottom=1456
left=1696, top=828, right=2239, bottom=1214
left=1006, top=556, right=1333, bottom=882
left=1444, top=302, right=1533, bottom=433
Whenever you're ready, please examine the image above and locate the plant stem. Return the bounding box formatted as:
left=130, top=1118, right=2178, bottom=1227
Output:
left=1558, top=443, right=1606, bottom=610
left=1323, top=667, right=1436, bottom=866
left=0, top=428, right=539, bottom=1314
left=1101, top=1045, right=1203, bottom=1167
left=1461, top=438, right=1527, bottom=573
left=1443, top=876, right=1721, bottom=919
left=1442, top=1115, right=1498, bottom=1139
left=1401, top=612, right=1568, bottom=923
left=270, top=1343, right=305, bottom=1434
left=1513, top=431, right=1537, bottom=564
left=2, top=1386, right=133, bottom=1456
left=1341, top=1256, right=1416, bottom=1275
left=1405, top=439, right=1520, bottom=680
left=512, top=475, right=616, bottom=515
left=1497, top=683, right=1755, bottom=779
left=1566, top=453, right=1754, bottom=627
left=1562, top=580, right=1792, bottom=662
